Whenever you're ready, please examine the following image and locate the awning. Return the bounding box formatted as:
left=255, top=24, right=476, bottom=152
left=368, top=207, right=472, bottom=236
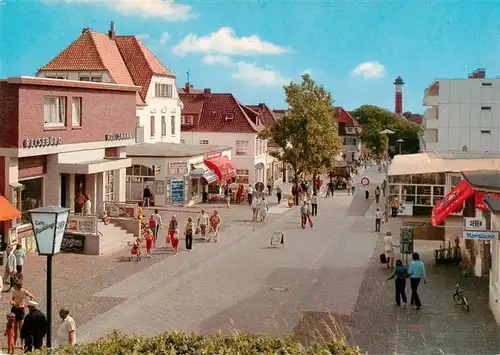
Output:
left=431, top=180, right=474, bottom=226
left=58, top=158, right=132, bottom=175
left=204, top=156, right=237, bottom=181
left=190, top=163, right=218, bottom=183
left=0, top=195, right=21, bottom=221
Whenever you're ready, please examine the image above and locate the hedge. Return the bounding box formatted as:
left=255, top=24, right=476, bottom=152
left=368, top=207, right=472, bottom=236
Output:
left=33, top=330, right=361, bottom=354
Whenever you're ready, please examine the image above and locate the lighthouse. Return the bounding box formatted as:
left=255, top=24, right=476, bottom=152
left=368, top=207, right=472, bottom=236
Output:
left=394, top=76, right=405, bottom=115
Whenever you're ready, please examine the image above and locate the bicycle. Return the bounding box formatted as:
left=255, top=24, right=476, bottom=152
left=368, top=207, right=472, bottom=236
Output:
left=453, top=283, right=470, bottom=312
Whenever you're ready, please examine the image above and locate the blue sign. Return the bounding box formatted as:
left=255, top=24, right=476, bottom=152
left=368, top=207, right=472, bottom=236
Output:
left=171, top=179, right=185, bottom=204
left=462, top=230, right=499, bottom=241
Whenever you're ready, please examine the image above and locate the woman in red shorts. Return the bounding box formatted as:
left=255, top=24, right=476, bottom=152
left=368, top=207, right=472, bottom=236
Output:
left=168, top=215, right=179, bottom=255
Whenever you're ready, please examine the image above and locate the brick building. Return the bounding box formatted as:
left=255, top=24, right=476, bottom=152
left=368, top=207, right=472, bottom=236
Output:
left=0, top=76, right=138, bottom=246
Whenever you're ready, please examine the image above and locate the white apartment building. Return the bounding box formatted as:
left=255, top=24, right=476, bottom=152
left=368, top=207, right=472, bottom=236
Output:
left=36, top=22, right=182, bottom=144
left=423, top=68, right=500, bottom=153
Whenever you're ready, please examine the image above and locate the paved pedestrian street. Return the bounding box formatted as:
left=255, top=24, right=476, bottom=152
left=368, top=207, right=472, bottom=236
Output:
left=2, top=170, right=500, bottom=354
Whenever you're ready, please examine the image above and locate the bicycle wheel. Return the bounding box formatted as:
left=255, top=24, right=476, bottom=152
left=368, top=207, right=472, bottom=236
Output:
left=462, top=296, right=470, bottom=312
left=453, top=293, right=463, bottom=305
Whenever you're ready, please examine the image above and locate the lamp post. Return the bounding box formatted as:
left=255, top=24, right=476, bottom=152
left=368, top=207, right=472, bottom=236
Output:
left=396, top=139, right=404, bottom=155
left=380, top=129, right=395, bottom=222
left=28, top=205, right=70, bottom=348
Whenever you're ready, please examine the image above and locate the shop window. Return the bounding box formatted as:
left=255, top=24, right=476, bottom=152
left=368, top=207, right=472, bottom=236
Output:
left=44, top=96, right=66, bottom=126
left=71, top=97, right=82, bottom=126
left=236, top=140, right=249, bottom=156
left=126, top=176, right=155, bottom=201
left=105, top=170, right=115, bottom=201
left=19, top=177, right=43, bottom=224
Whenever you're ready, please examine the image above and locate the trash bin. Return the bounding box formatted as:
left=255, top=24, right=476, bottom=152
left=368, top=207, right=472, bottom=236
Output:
left=288, top=195, right=294, bottom=207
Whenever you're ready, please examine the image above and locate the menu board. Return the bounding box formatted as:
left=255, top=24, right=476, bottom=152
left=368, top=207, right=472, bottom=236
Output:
left=61, top=233, right=85, bottom=253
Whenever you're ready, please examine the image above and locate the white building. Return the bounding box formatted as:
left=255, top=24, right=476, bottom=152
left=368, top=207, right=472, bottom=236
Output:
left=423, top=68, right=500, bottom=153
left=178, top=84, right=270, bottom=186
left=335, top=107, right=362, bottom=162
left=36, top=22, right=182, bottom=145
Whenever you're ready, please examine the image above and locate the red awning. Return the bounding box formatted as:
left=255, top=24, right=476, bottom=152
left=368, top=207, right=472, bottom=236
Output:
left=204, top=156, right=237, bottom=181
left=431, top=180, right=474, bottom=226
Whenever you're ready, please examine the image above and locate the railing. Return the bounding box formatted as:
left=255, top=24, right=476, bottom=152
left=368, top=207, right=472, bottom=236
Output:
left=103, top=201, right=138, bottom=219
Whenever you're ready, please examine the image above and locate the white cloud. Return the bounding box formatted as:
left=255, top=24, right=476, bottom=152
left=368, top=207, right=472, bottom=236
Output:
left=159, top=32, right=169, bottom=44
left=202, top=54, right=233, bottom=66
left=352, top=61, right=385, bottom=79
left=232, top=62, right=290, bottom=87
left=58, top=0, right=193, bottom=21
left=173, top=27, right=287, bottom=56
left=137, top=34, right=150, bottom=40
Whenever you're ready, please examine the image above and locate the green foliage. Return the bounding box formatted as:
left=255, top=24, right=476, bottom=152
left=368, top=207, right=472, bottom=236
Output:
left=260, top=74, right=341, bottom=180
left=352, top=105, right=423, bottom=157
left=34, top=330, right=360, bottom=355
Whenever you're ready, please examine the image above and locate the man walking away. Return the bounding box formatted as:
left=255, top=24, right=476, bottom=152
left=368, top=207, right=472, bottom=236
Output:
left=247, top=185, right=254, bottom=205
left=21, top=301, right=47, bottom=352
left=275, top=186, right=283, bottom=204
left=311, top=193, right=318, bottom=216
left=408, top=252, right=427, bottom=310
left=143, top=186, right=152, bottom=207
left=375, top=186, right=381, bottom=203
left=381, top=180, right=386, bottom=197
left=375, top=208, right=383, bottom=232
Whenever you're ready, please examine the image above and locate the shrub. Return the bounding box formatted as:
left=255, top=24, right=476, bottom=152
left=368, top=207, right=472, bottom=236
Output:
left=34, top=330, right=361, bottom=354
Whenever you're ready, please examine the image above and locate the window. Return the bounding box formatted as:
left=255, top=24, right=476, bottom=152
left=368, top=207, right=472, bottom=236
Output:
left=236, top=169, right=250, bottom=184
left=225, top=113, right=234, bottom=120
left=199, top=140, right=209, bottom=145
left=236, top=140, right=249, bottom=156
left=71, top=97, right=81, bottom=126
left=154, top=83, right=173, bottom=98
left=481, top=106, right=492, bottom=110
left=79, top=77, right=90, bottom=82
left=20, top=177, right=43, bottom=224
left=125, top=165, right=155, bottom=201
left=482, top=82, right=492, bottom=87
left=481, top=129, right=491, bottom=134
left=171, top=115, right=176, bottom=135
left=105, top=170, right=115, bottom=201
left=237, top=169, right=250, bottom=175
left=181, top=115, right=194, bottom=124
left=90, top=77, right=102, bottom=82
left=150, top=116, right=155, bottom=137
left=44, top=96, right=66, bottom=126
left=161, top=116, right=166, bottom=136
left=343, top=137, right=357, bottom=146
left=47, top=75, right=66, bottom=80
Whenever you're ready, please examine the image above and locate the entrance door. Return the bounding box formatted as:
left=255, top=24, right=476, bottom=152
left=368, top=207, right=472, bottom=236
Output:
left=74, top=174, right=86, bottom=213
left=61, top=173, right=68, bottom=208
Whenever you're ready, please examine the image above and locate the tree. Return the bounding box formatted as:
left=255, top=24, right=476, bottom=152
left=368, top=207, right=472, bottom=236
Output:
left=352, top=105, right=423, bottom=157
left=261, top=74, right=341, bottom=202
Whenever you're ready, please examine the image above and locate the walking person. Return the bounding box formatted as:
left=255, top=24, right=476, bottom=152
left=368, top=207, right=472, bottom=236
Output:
left=311, top=193, right=318, bottom=216
left=388, top=259, right=408, bottom=306
left=251, top=197, right=259, bottom=222
left=346, top=179, right=352, bottom=196
left=391, top=197, right=399, bottom=217
left=275, top=186, right=283, bottom=204
left=145, top=228, right=153, bottom=258
left=10, top=282, right=34, bottom=346
left=375, top=186, right=381, bottom=204
left=3, top=245, right=16, bottom=292
left=224, top=186, right=231, bottom=209
left=196, top=209, right=209, bottom=240
left=208, top=211, right=221, bottom=242
left=83, top=194, right=92, bottom=216
left=168, top=215, right=179, bottom=254
left=143, top=186, right=152, bottom=207
left=375, top=208, right=383, bottom=232
left=350, top=179, right=356, bottom=195
left=383, top=231, right=398, bottom=269
left=148, top=214, right=157, bottom=245
left=381, top=179, right=386, bottom=197
left=408, top=252, right=427, bottom=310
left=184, top=217, right=194, bottom=251
left=20, top=301, right=47, bottom=353
left=247, top=185, right=254, bottom=205
left=55, top=308, right=76, bottom=347
left=153, top=209, right=163, bottom=245
left=5, top=312, right=15, bottom=355
left=267, top=178, right=273, bottom=195
left=300, top=201, right=313, bottom=229
left=259, top=197, right=269, bottom=222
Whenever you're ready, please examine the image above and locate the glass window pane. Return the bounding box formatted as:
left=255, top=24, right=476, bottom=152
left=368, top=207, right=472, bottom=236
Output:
left=20, top=178, right=43, bottom=224
left=417, top=185, right=431, bottom=195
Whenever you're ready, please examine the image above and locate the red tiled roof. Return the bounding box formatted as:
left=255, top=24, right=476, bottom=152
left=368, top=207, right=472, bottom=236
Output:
left=180, top=92, right=263, bottom=133
left=403, top=111, right=423, bottom=124
left=247, top=104, right=277, bottom=126
left=115, top=35, right=174, bottom=101
left=335, top=107, right=360, bottom=127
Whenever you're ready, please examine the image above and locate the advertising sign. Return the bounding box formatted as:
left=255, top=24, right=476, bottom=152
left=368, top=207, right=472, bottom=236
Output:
left=30, top=210, right=69, bottom=255
left=462, top=230, right=499, bottom=241
left=171, top=179, right=185, bottom=204
left=400, top=226, right=414, bottom=255
left=463, top=217, right=487, bottom=231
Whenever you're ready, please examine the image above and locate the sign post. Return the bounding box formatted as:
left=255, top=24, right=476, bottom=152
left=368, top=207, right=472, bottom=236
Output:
left=270, top=232, right=284, bottom=247
left=400, top=226, right=414, bottom=265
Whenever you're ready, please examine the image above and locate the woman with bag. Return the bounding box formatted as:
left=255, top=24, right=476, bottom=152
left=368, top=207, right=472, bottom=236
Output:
left=388, top=259, right=408, bottom=306
left=168, top=215, right=179, bottom=255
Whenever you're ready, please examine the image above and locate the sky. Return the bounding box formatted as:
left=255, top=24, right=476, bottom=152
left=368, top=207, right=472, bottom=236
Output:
left=0, top=0, right=499, bottom=113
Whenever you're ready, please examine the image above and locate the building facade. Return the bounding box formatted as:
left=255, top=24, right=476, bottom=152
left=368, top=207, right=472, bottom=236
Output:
left=423, top=68, right=500, bottom=153
left=0, top=77, right=138, bottom=245
left=36, top=22, right=182, bottom=145
left=335, top=107, right=362, bottom=162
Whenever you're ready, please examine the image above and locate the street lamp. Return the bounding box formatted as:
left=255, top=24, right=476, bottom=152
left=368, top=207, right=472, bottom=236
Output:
left=396, top=139, right=404, bottom=155
left=380, top=129, right=395, bottom=222
left=28, top=205, right=70, bottom=348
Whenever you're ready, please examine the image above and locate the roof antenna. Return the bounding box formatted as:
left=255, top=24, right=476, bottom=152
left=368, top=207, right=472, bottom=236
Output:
left=186, top=71, right=190, bottom=84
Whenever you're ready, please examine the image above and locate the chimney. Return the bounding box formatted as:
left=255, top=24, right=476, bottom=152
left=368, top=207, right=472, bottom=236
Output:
left=258, top=103, right=265, bottom=110
left=477, top=68, right=486, bottom=79
left=184, top=82, right=190, bottom=93
left=472, top=70, right=478, bottom=79
left=108, top=21, right=116, bottom=40
left=203, top=88, right=211, bottom=97
left=82, top=27, right=90, bottom=34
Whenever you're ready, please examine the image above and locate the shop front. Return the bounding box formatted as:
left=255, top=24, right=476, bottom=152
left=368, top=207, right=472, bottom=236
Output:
left=203, top=152, right=237, bottom=202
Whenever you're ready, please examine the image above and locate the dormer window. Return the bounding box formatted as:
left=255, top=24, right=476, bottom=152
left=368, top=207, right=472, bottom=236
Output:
left=225, top=113, right=234, bottom=121
left=181, top=115, right=194, bottom=124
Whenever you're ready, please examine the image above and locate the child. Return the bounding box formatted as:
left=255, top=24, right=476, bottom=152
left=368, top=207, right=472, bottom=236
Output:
left=102, top=210, right=110, bottom=225
left=145, top=228, right=154, bottom=258
left=130, top=237, right=141, bottom=262
left=4, top=313, right=15, bottom=354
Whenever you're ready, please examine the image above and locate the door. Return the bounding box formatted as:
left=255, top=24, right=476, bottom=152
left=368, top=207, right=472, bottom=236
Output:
left=74, top=174, right=86, bottom=213
left=61, top=173, right=68, bottom=208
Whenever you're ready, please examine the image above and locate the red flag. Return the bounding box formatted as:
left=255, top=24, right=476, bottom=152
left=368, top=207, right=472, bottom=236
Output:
left=475, top=191, right=500, bottom=210
left=431, top=180, right=474, bottom=226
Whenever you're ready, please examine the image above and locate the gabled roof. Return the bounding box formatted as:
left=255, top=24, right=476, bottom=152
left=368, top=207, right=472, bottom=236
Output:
left=403, top=111, right=423, bottom=124
left=180, top=91, right=263, bottom=133
left=247, top=103, right=277, bottom=126
left=114, top=35, right=175, bottom=101
left=335, top=107, right=360, bottom=127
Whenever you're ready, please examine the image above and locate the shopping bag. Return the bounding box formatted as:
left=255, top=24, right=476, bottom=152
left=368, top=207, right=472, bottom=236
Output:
left=380, top=253, right=387, bottom=264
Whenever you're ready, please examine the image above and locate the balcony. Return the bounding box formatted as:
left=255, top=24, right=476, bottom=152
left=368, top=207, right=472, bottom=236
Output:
left=423, top=81, right=440, bottom=106
left=424, top=107, right=438, bottom=129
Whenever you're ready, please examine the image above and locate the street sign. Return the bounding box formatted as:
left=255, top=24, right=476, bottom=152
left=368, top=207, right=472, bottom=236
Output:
left=361, top=177, right=370, bottom=187
left=270, top=232, right=284, bottom=247
left=463, top=217, right=486, bottom=231
left=462, top=230, right=499, bottom=241
left=400, top=226, right=414, bottom=254
left=255, top=182, right=265, bottom=192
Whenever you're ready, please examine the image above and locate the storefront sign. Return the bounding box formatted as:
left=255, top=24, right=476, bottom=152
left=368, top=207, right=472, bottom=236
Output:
left=23, top=137, right=62, bottom=148
left=462, top=230, right=499, bottom=241
left=61, top=233, right=85, bottom=253
left=463, top=217, right=486, bottom=231
left=204, top=151, right=221, bottom=160
left=67, top=216, right=97, bottom=234
left=104, top=202, right=137, bottom=219
left=171, top=179, right=185, bottom=204
left=169, top=161, right=188, bottom=176
left=105, top=132, right=133, bottom=141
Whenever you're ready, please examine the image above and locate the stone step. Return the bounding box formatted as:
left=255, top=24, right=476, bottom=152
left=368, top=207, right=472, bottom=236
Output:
left=97, top=221, right=135, bottom=255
